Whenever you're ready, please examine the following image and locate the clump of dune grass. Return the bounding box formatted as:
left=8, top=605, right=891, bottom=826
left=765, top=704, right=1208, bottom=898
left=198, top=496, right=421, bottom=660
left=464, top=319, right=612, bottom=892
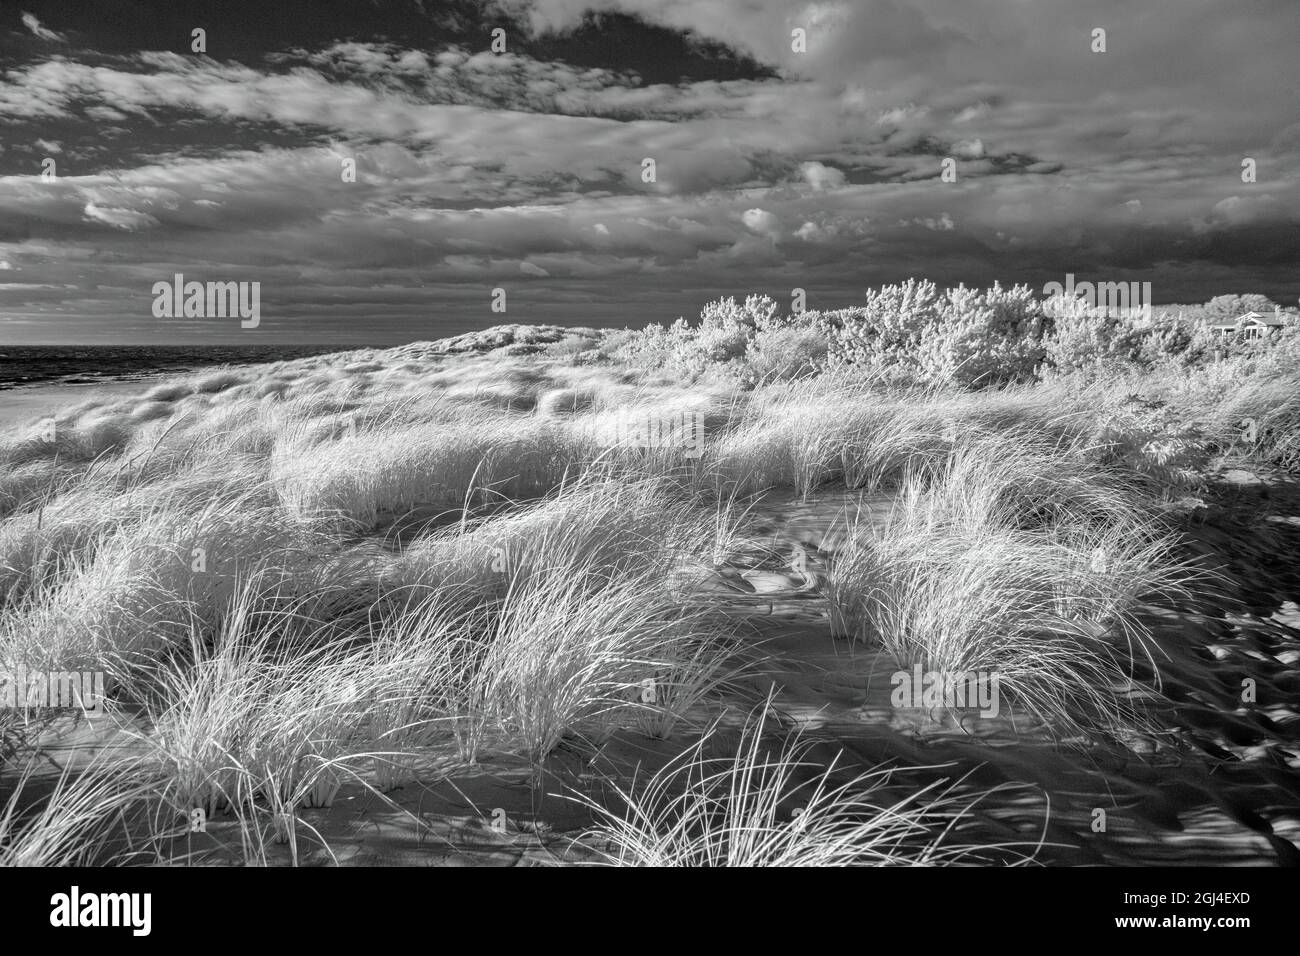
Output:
left=575, top=704, right=1041, bottom=866
left=129, top=582, right=386, bottom=861
left=458, top=561, right=731, bottom=764
left=705, top=377, right=1086, bottom=498
left=0, top=460, right=64, bottom=521
left=1209, top=373, right=1300, bottom=470
left=0, top=473, right=367, bottom=676
left=377, top=478, right=751, bottom=764
left=347, top=594, right=478, bottom=791
left=0, top=413, right=134, bottom=468
left=381, top=475, right=734, bottom=600
left=0, top=753, right=159, bottom=866
left=825, top=429, right=1198, bottom=737
left=270, top=414, right=596, bottom=530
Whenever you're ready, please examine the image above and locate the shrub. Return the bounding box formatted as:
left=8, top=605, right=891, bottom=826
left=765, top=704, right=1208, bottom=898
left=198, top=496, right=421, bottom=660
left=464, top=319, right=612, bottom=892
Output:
left=1203, top=293, right=1279, bottom=322
left=609, top=296, right=791, bottom=381
left=699, top=294, right=783, bottom=333
left=829, top=280, right=1045, bottom=388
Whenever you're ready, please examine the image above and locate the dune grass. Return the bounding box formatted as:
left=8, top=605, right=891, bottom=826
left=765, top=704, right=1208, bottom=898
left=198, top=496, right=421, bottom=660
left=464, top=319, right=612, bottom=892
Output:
left=0, top=328, right=1282, bottom=865
left=0, top=474, right=754, bottom=862
left=575, top=703, right=1042, bottom=866
left=0, top=753, right=158, bottom=867
left=824, top=428, right=1199, bottom=736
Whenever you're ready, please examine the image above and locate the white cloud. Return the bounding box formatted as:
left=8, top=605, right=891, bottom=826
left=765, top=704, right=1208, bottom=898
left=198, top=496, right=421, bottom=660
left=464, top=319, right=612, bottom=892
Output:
left=20, top=12, right=65, bottom=42
left=0, top=6, right=1297, bottom=335
left=800, top=161, right=845, bottom=191
left=742, top=207, right=780, bottom=237
left=84, top=106, right=128, bottom=122
left=82, top=203, right=160, bottom=231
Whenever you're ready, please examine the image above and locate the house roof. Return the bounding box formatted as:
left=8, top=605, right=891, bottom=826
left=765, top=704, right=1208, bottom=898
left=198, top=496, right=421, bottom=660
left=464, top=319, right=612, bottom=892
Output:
left=1207, top=311, right=1288, bottom=330
left=1235, top=311, right=1287, bottom=325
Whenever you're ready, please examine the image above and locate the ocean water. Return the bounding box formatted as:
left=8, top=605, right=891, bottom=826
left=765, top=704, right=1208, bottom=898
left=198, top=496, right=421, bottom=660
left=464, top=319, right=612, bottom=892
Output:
left=0, top=345, right=346, bottom=391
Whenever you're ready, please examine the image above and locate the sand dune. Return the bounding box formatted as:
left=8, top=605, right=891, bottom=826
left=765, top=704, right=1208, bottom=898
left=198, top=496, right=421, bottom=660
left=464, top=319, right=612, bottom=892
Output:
left=3, top=324, right=1299, bottom=867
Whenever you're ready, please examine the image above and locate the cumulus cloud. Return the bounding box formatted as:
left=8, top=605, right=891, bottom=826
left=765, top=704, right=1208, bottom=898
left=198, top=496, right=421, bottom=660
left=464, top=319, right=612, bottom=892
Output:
left=742, top=207, right=780, bottom=237
left=800, top=161, right=845, bottom=191
left=795, top=221, right=828, bottom=242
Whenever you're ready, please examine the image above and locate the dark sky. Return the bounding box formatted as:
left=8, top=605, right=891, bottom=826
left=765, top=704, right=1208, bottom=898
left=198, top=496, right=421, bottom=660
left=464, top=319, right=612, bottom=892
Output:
left=1, top=0, right=1298, bottom=344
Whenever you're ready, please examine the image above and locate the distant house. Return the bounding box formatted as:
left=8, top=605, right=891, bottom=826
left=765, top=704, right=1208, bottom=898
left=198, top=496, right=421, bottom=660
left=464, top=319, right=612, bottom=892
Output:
left=1207, top=309, right=1289, bottom=339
